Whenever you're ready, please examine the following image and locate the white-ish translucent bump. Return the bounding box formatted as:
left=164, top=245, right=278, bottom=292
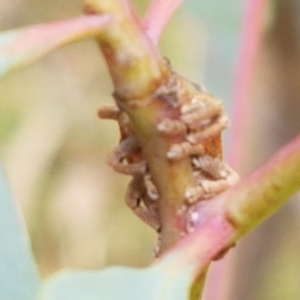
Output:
left=191, top=97, right=199, bottom=104
left=157, top=119, right=173, bottom=133
left=219, top=169, right=228, bottom=179
left=190, top=210, right=199, bottom=224
left=144, top=175, right=159, bottom=200
left=185, top=186, right=204, bottom=203
left=198, top=119, right=211, bottom=126
left=192, top=170, right=201, bottom=178
left=186, top=134, right=198, bottom=144
left=147, top=190, right=159, bottom=200
left=227, top=172, right=240, bottom=185
left=192, top=157, right=201, bottom=168
left=184, top=187, right=196, bottom=200
left=167, top=145, right=182, bottom=159
left=186, top=210, right=200, bottom=233
left=157, top=119, right=186, bottom=135
left=180, top=100, right=205, bottom=114
left=167, top=142, right=194, bottom=160
left=199, top=180, right=211, bottom=193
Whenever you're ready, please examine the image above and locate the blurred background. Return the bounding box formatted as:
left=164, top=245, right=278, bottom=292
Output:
left=0, top=0, right=300, bottom=299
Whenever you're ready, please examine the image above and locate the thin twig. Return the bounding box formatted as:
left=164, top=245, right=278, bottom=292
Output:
left=228, top=0, right=268, bottom=171
left=204, top=1, right=269, bottom=299
left=0, top=15, right=112, bottom=79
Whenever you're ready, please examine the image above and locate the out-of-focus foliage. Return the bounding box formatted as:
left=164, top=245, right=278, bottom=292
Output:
left=38, top=263, right=192, bottom=300
left=0, top=1, right=300, bottom=300
left=0, top=0, right=159, bottom=278
left=0, top=16, right=110, bottom=79
left=0, top=166, right=40, bottom=300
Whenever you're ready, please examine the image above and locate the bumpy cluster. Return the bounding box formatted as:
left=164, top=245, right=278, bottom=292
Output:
left=98, top=103, right=161, bottom=231
left=98, top=69, right=239, bottom=234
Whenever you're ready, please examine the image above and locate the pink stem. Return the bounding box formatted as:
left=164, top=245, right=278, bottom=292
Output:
left=0, top=15, right=112, bottom=79
left=143, top=0, right=183, bottom=44
left=229, top=0, right=268, bottom=171
left=158, top=215, right=236, bottom=288
left=205, top=1, right=268, bottom=299
left=193, top=133, right=300, bottom=298
left=202, top=252, right=235, bottom=300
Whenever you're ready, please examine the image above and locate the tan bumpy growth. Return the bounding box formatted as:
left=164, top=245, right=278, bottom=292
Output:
left=98, top=65, right=239, bottom=239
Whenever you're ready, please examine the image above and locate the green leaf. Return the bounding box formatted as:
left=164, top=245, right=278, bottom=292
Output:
left=37, top=216, right=234, bottom=300
left=0, top=165, right=40, bottom=300
left=0, top=15, right=111, bottom=80
left=37, top=264, right=193, bottom=300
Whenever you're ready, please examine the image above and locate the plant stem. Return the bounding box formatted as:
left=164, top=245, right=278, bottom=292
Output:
left=189, top=134, right=300, bottom=254
left=86, top=0, right=195, bottom=252
left=225, top=134, right=300, bottom=236
left=0, top=15, right=112, bottom=79
left=129, top=105, right=195, bottom=250
left=162, top=134, right=300, bottom=298
left=143, top=0, right=183, bottom=44
left=228, top=0, right=268, bottom=171
left=85, top=0, right=168, bottom=101
left=206, top=1, right=269, bottom=299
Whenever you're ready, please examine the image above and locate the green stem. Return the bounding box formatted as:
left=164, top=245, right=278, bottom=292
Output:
left=224, top=134, right=300, bottom=237
left=86, top=0, right=195, bottom=252
left=159, top=134, right=300, bottom=298
left=126, top=100, right=194, bottom=250
left=85, top=0, right=168, bottom=100
left=171, top=133, right=300, bottom=277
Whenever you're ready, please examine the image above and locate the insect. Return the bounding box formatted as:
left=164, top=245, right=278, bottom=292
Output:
left=98, top=68, right=239, bottom=235
left=98, top=104, right=161, bottom=231
left=156, top=70, right=239, bottom=207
